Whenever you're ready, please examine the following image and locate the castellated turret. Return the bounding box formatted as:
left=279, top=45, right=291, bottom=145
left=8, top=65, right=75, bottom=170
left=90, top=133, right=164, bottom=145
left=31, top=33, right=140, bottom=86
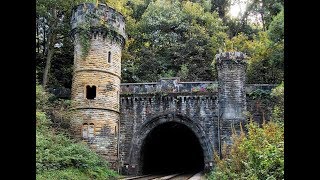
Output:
left=216, top=52, right=247, bottom=144
left=70, top=2, right=126, bottom=170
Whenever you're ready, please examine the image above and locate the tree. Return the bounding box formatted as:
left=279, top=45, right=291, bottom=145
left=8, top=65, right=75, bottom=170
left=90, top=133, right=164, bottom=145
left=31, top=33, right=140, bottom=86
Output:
left=124, top=0, right=227, bottom=82
left=36, top=0, right=85, bottom=88
left=211, top=0, right=230, bottom=21
left=242, top=0, right=283, bottom=31
left=245, top=31, right=283, bottom=84
left=267, top=7, right=284, bottom=43
left=221, top=7, right=284, bottom=84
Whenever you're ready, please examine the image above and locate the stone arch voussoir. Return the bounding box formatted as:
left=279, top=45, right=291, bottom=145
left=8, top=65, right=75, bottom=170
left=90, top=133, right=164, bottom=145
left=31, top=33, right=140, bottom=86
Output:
left=130, top=112, right=214, bottom=174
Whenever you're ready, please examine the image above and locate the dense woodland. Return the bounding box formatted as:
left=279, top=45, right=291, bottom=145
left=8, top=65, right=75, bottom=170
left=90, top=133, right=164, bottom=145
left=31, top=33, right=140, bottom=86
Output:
left=36, top=0, right=284, bottom=179
left=36, top=0, right=283, bottom=87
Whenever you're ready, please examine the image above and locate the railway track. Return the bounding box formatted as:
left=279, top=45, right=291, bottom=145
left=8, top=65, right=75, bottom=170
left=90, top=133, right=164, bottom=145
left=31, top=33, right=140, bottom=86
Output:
left=120, top=172, right=201, bottom=180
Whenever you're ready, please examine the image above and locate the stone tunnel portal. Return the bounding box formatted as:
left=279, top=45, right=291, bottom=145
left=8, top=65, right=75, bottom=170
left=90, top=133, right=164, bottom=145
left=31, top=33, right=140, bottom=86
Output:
left=140, top=122, right=205, bottom=174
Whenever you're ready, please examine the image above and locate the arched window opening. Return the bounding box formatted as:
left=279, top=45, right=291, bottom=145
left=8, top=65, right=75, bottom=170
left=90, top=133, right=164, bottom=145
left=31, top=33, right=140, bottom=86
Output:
left=86, top=85, right=96, bottom=99
left=82, top=123, right=88, bottom=139
left=88, top=123, right=95, bottom=138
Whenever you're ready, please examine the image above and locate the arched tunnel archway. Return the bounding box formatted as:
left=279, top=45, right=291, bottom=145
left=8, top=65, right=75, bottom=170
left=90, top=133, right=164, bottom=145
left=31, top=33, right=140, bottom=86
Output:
left=140, top=122, right=205, bottom=174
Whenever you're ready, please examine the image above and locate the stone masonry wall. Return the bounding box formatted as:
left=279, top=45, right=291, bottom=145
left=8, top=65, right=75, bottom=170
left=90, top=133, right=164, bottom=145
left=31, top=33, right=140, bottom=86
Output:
left=119, top=92, right=218, bottom=175
left=216, top=52, right=247, bottom=145
left=118, top=82, right=277, bottom=175
left=72, top=109, right=119, bottom=159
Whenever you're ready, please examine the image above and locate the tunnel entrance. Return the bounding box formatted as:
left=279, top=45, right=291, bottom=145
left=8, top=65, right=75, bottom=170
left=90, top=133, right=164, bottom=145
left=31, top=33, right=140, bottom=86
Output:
left=141, top=122, right=204, bottom=174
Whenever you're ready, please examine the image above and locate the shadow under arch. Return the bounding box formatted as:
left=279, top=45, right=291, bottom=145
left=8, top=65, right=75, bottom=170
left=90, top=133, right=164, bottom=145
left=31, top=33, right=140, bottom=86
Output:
left=129, top=113, right=214, bottom=175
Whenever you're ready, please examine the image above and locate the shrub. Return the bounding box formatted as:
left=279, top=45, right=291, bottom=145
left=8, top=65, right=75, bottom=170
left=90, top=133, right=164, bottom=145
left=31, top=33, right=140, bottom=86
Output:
left=36, top=112, right=118, bottom=179
left=36, top=84, right=51, bottom=111
left=207, top=121, right=284, bottom=179
left=271, top=82, right=284, bottom=123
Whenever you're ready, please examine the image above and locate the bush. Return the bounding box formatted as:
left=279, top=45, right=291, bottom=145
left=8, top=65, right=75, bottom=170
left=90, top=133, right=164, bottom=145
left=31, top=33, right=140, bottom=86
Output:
left=271, top=82, right=284, bottom=122
left=207, top=121, right=284, bottom=179
left=36, top=84, right=51, bottom=111
left=36, top=112, right=118, bottom=179
left=37, top=168, right=92, bottom=180
left=47, top=99, right=73, bottom=134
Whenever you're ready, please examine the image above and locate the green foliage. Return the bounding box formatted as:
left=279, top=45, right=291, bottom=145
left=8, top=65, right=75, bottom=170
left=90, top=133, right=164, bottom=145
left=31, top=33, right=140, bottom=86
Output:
left=206, top=83, right=218, bottom=92
left=224, top=16, right=260, bottom=39
left=36, top=0, right=284, bottom=87
left=271, top=82, right=284, bottom=122
left=161, top=69, right=175, bottom=78
left=37, top=168, right=90, bottom=180
left=124, top=0, right=227, bottom=82
left=36, top=111, right=52, bottom=130
left=78, top=22, right=92, bottom=60
left=246, top=33, right=283, bottom=84
left=243, top=0, right=283, bottom=30
left=214, top=4, right=284, bottom=85
left=220, top=29, right=283, bottom=84
left=49, top=99, right=74, bottom=133
left=268, top=8, right=284, bottom=43
left=191, top=83, right=218, bottom=92
left=36, top=0, right=88, bottom=86
left=224, top=32, right=250, bottom=52
left=36, top=81, right=73, bottom=134
left=105, top=0, right=133, bottom=17
left=208, top=121, right=284, bottom=179
left=36, top=123, right=118, bottom=179
left=36, top=84, right=51, bottom=110
left=248, top=89, right=271, bottom=100
left=210, top=0, right=230, bottom=19
left=36, top=0, right=82, bottom=18
left=177, top=64, right=189, bottom=81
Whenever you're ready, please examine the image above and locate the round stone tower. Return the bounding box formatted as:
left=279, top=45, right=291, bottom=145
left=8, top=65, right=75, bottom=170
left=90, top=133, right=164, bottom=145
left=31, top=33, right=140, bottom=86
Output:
left=216, top=52, right=247, bottom=144
left=70, top=3, right=126, bottom=170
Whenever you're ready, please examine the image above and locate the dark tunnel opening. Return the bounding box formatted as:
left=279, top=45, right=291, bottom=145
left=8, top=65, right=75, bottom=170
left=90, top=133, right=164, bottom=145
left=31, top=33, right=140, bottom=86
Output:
left=141, top=122, right=204, bottom=175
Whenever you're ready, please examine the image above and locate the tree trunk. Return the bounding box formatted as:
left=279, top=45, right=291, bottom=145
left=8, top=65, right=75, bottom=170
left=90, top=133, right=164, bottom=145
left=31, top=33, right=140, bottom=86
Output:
left=260, top=0, right=266, bottom=31
left=42, top=22, right=46, bottom=56
left=42, top=8, right=57, bottom=88
left=36, top=18, right=39, bottom=53
left=42, top=45, right=54, bottom=88
left=260, top=11, right=266, bottom=31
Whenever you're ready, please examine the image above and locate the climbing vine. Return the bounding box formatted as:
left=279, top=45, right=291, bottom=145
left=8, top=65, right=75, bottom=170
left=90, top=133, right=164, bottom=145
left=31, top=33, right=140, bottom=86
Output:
left=76, top=3, right=125, bottom=60
left=78, top=22, right=91, bottom=60
left=76, top=3, right=99, bottom=60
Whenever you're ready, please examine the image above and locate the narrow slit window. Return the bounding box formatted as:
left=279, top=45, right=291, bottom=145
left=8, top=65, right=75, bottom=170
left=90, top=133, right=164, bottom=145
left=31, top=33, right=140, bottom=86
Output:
left=86, top=85, right=96, bottom=99
left=117, top=91, right=119, bottom=101
left=82, top=123, right=88, bottom=139
left=88, top=123, right=95, bottom=138
left=114, top=126, right=117, bottom=137
left=108, top=51, right=111, bottom=63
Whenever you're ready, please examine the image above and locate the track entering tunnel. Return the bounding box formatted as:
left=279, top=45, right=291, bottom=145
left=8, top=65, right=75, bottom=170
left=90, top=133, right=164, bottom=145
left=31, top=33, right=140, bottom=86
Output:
left=140, top=122, right=204, bottom=174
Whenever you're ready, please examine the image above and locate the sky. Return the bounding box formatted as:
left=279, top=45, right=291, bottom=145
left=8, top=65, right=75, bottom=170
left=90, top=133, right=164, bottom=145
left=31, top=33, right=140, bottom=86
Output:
left=229, top=0, right=262, bottom=26
left=229, top=0, right=248, bottom=18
